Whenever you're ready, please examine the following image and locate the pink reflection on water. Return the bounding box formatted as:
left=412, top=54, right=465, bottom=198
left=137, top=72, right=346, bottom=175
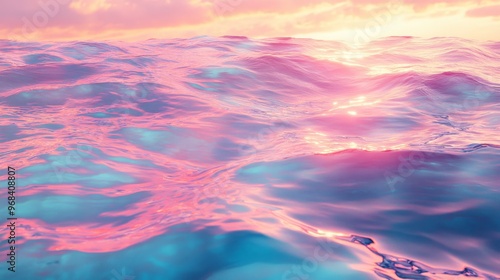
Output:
left=0, top=37, right=499, bottom=278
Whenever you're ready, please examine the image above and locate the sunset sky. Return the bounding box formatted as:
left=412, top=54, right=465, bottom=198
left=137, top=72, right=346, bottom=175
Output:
left=2, top=0, right=499, bottom=42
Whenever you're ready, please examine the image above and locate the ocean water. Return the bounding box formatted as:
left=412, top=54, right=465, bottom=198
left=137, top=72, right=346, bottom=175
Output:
left=0, top=36, right=499, bottom=280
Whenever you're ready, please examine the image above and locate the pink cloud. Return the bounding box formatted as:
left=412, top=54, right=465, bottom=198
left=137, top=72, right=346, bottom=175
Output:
left=0, top=0, right=498, bottom=41
left=0, top=0, right=432, bottom=30
left=466, top=5, right=500, bottom=17
left=350, top=0, right=473, bottom=12
left=0, top=0, right=211, bottom=29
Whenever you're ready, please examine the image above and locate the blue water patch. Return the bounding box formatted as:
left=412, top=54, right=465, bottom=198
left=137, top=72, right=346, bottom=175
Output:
left=37, top=124, right=65, bottom=130
left=17, top=192, right=149, bottom=224
left=80, top=112, right=120, bottom=118
left=22, top=53, right=64, bottom=64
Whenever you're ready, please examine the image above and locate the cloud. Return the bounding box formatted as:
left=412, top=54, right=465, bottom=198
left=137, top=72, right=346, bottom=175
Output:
left=0, top=0, right=212, bottom=30
left=466, top=5, right=500, bottom=18
left=0, top=0, right=498, bottom=41
left=69, top=0, right=112, bottom=15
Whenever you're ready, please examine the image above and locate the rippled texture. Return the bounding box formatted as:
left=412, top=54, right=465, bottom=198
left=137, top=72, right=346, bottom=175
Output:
left=0, top=36, right=499, bottom=280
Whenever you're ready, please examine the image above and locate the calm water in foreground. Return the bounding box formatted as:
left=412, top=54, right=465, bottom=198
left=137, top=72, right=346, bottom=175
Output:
left=0, top=36, right=499, bottom=279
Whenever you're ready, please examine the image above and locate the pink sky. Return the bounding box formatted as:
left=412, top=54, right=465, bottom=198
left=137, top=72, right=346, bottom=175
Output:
left=1, top=0, right=499, bottom=42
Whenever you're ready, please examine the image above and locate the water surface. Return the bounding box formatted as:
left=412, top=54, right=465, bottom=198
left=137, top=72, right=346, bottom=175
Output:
left=0, top=36, right=499, bottom=279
